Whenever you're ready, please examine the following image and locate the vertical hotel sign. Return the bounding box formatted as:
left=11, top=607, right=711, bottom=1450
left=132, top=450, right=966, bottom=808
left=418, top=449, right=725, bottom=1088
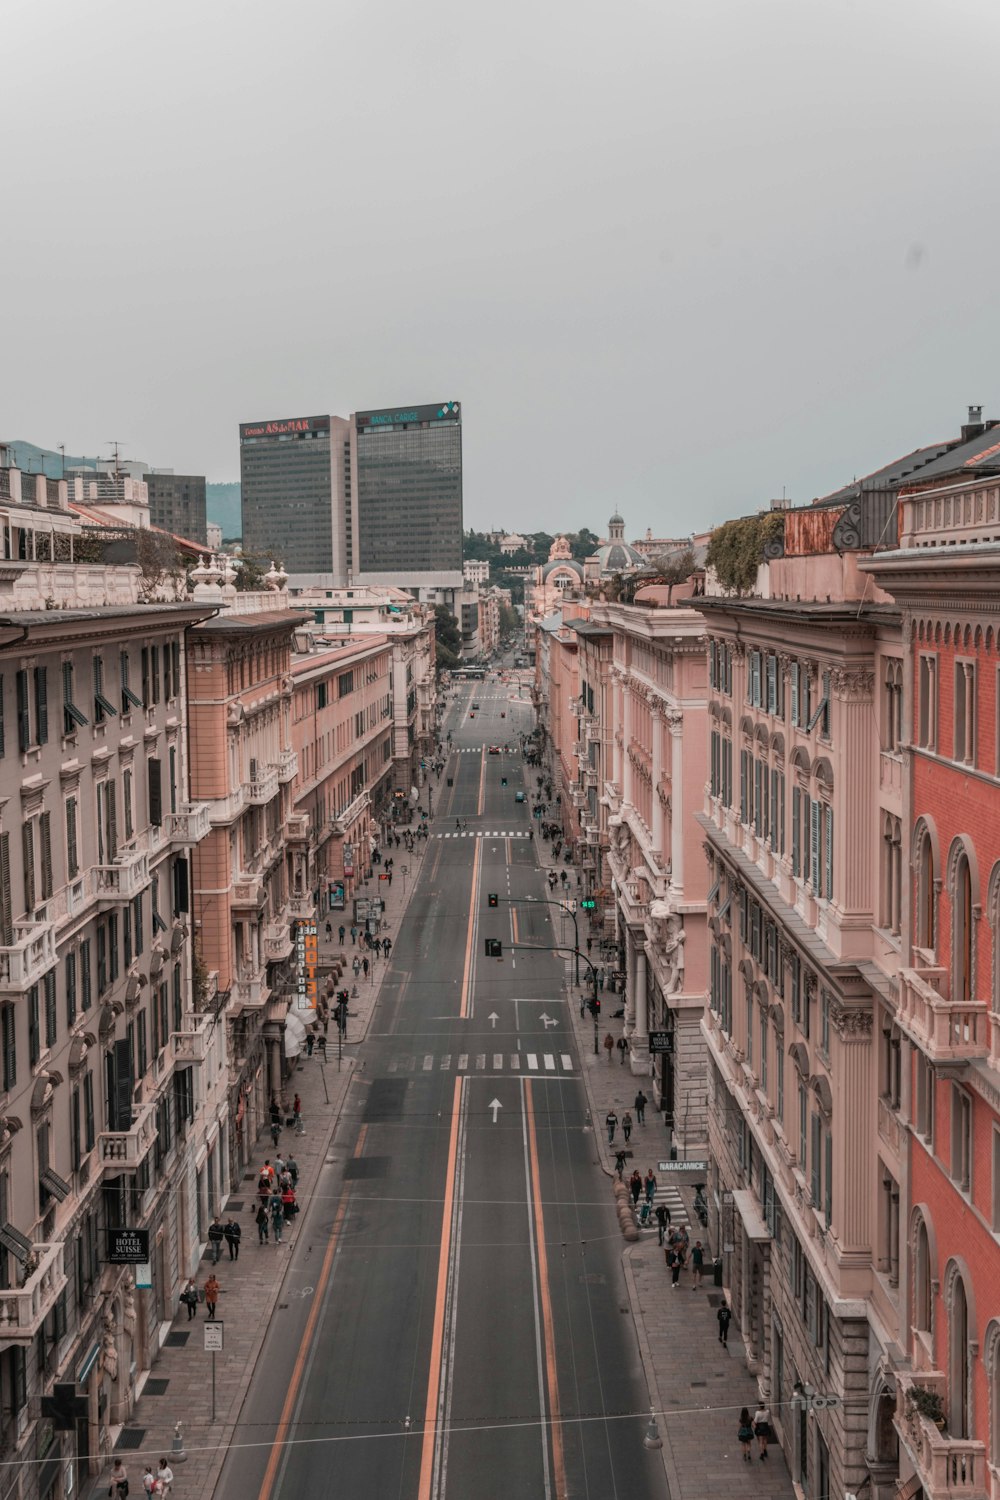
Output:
left=295, top=919, right=318, bottom=1012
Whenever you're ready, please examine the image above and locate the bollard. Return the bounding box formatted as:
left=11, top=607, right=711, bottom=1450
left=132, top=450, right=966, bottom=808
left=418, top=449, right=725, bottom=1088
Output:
left=643, top=1409, right=663, bottom=1450
left=172, top=1420, right=187, bottom=1462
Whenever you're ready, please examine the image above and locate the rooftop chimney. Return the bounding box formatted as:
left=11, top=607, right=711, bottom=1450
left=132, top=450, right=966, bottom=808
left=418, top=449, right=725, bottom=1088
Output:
left=961, top=404, right=986, bottom=443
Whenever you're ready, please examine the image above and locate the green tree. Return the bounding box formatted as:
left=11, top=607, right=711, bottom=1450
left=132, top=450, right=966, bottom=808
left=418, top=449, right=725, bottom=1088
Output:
left=651, top=546, right=697, bottom=605
left=235, top=552, right=271, bottom=591
left=433, top=604, right=462, bottom=673
left=570, top=528, right=600, bottom=559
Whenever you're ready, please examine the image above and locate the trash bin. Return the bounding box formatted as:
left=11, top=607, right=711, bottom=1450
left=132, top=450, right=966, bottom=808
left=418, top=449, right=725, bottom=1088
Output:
left=712, top=1257, right=723, bottom=1287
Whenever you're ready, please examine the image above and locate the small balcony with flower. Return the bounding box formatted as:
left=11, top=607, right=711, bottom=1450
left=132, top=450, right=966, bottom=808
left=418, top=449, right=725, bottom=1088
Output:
left=0, top=1239, right=68, bottom=1341
left=894, top=1372, right=986, bottom=1500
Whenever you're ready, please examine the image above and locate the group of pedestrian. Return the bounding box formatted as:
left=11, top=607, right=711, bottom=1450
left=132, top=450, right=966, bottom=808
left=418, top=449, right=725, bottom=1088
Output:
left=206, top=1214, right=243, bottom=1263
left=737, top=1402, right=771, bottom=1461
left=664, top=1224, right=705, bottom=1289
left=255, top=1154, right=300, bottom=1244
left=108, top=1458, right=174, bottom=1497
left=605, top=1092, right=647, bottom=1144
left=627, top=1167, right=658, bottom=1207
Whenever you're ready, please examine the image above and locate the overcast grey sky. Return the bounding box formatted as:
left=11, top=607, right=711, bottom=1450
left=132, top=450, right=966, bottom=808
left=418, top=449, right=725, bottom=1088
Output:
left=4, top=0, right=1000, bottom=538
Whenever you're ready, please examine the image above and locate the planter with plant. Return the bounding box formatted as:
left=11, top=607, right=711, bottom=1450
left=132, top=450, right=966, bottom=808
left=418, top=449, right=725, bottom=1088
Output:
left=907, top=1385, right=946, bottom=1429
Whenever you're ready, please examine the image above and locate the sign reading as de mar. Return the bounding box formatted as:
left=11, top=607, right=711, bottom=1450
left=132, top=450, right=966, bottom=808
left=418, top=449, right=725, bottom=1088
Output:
left=108, top=1229, right=150, bottom=1264
left=648, top=1031, right=674, bottom=1055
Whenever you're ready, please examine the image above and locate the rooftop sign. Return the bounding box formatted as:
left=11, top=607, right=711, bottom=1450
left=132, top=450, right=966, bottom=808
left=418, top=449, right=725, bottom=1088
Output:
left=240, top=416, right=330, bottom=439
left=355, top=401, right=460, bottom=430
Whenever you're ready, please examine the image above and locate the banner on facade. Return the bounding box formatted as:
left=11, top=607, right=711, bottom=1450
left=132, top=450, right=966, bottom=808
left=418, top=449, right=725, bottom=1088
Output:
left=328, top=880, right=345, bottom=910
left=295, top=920, right=319, bottom=1011
left=343, top=843, right=354, bottom=877
left=107, top=1229, right=150, bottom=1264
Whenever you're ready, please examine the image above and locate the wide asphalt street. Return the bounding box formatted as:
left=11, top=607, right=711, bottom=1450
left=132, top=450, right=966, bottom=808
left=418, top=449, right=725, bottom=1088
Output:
left=216, top=667, right=669, bottom=1500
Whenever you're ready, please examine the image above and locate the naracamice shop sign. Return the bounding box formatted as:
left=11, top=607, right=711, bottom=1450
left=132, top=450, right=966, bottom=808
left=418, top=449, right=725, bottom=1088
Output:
left=295, top=919, right=318, bottom=1012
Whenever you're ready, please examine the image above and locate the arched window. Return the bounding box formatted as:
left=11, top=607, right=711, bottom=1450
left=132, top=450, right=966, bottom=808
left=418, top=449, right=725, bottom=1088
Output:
left=914, top=1217, right=932, bottom=1334
left=954, top=853, right=974, bottom=1005
left=948, top=1270, right=970, bottom=1438
left=916, top=828, right=936, bottom=952
left=986, top=1320, right=1000, bottom=1469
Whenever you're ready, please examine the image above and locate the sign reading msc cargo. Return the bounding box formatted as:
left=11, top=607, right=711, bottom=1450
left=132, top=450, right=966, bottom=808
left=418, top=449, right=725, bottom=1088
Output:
left=295, top=919, right=318, bottom=1012
left=107, top=1229, right=150, bottom=1264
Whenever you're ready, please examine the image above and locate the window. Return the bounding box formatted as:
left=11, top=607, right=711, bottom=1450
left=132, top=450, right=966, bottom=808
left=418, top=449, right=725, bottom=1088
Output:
left=951, top=1086, right=972, bottom=1193
left=884, top=659, right=903, bottom=752
left=93, top=655, right=117, bottom=724
left=916, top=828, right=936, bottom=951
left=38, top=811, right=52, bottom=901
left=953, top=852, right=974, bottom=1005
left=955, top=661, right=976, bottom=765
left=992, top=1126, right=1000, bottom=1233
left=44, top=971, right=56, bottom=1049
left=65, top=951, right=77, bottom=1027
left=918, top=654, right=937, bottom=749
left=148, top=758, right=163, bottom=827
left=80, top=938, right=91, bottom=1011
left=62, top=660, right=88, bottom=734
left=1, top=1003, right=15, bottom=1092
left=316, top=681, right=328, bottom=710
left=775, top=1038, right=784, bottom=1123
left=338, top=670, right=354, bottom=698
left=915, top=1052, right=935, bottom=1144
left=881, top=814, right=902, bottom=935
left=807, top=671, right=830, bottom=736
left=28, top=986, right=40, bottom=1066
left=65, top=796, right=79, bottom=879
left=791, top=786, right=802, bottom=877
left=798, top=1082, right=807, bottom=1167
left=760, top=1009, right=769, bottom=1092
left=83, top=1071, right=95, bottom=1151
left=123, top=768, right=134, bottom=842
left=120, top=649, right=143, bottom=714
left=33, top=667, right=48, bottom=746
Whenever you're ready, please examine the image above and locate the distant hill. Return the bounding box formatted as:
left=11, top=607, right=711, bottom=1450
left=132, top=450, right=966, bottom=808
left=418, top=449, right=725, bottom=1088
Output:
left=206, top=482, right=241, bottom=540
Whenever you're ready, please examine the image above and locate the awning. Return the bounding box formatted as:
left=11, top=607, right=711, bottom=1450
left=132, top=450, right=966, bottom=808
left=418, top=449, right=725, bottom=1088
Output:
left=732, top=1188, right=771, bottom=1242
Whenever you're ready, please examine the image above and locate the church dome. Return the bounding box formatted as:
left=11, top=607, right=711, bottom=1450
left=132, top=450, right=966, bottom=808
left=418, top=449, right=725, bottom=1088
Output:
left=541, top=558, right=584, bottom=582
left=593, top=512, right=644, bottom=575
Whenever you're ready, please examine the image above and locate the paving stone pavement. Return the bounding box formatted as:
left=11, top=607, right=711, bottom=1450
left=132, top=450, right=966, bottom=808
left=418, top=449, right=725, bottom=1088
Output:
left=87, top=831, right=431, bottom=1500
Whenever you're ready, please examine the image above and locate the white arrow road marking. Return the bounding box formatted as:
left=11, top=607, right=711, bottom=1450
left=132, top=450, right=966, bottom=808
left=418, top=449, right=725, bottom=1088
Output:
left=489, top=1098, right=502, bottom=1123
left=539, top=1013, right=557, bottom=1028
left=488, top=1012, right=499, bottom=1028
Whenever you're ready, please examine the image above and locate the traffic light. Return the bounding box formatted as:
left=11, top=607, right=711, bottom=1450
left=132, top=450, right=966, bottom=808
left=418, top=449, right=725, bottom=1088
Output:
left=588, top=995, right=601, bottom=1016
left=501, top=777, right=507, bottom=787
left=485, top=938, right=502, bottom=957
left=581, top=898, right=596, bottom=910
left=488, top=892, right=499, bottom=907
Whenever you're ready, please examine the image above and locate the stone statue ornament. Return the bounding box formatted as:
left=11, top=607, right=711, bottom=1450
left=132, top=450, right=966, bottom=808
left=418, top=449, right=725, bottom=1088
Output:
left=646, top=898, right=672, bottom=950
left=101, top=1313, right=119, bottom=1381
left=662, top=914, right=686, bottom=995
left=609, top=817, right=630, bottom=859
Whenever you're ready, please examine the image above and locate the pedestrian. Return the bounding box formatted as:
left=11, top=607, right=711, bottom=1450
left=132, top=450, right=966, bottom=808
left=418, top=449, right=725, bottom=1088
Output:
left=256, top=1204, right=269, bottom=1244
left=655, top=1203, right=669, bottom=1245
left=350, top=925, right=357, bottom=944
left=270, top=1118, right=281, bottom=1147
left=224, top=1218, right=241, bottom=1260
left=157, top=1460, right=174, bottom=1497
left=717, top=1302, right=732, bottom=1346
left=293, top=1093, right=302, bottom=1130
left=616, top=1036, right=628, bottom=1066
left=270, top=1191, right=284, bottom=1244
left=269, top=1097, right=281, bottom=1127
left=353, top=956, right=361, bottom=978
left=208, top=1215, right=224, bottom=1263
left=383, top=937, right=391, bottom=958
left=622, top=1111, right=633, bottom=1142
left=629, top=1169, right=643, bottom=1207
left=338, top=924, right=346, bottom=945
left=180, top=1277, right=198, bottom=1320
left=305, top=1026, right=316, bottom=1057
left=603, top=1032, right=614, bottom=1063
left=387, top=870, right=393, bottom=886
left=586, top=936, right=593, bottom=954
left=753, top=1401, right=772, bottom=1459
left=615, top=1149, right=627, bottom=1180
left=286, top=1153, right=298, bottom=1186
left=282, top=1184, right=297, bottom=1221
left=316, top=1031, right=327, bottom=1059
left=691, top=1239, right=704, bottom=1288
left=362, top=957, right=370, bottom=978
left=644, top=1167, right=657, bottom=1204
left=634, top=1090, right=647, bottom=1124
left=110, top=1459, right=129, bottom=1498
left=605, top=1109, right=618, bottom=1144
left=738, top=1407, right=755, bottom=1462
left=665, top=1245, right=679, bottom=1285
left=204, top=1272, right=219, bottom=1318
left=142, top=1464, right=158, bottom=1495
left=325, top=920, right=332, bottom=941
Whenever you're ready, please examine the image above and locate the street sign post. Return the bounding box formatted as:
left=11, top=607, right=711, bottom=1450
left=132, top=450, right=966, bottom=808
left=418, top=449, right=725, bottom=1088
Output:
left=204, top=1321, right=223, bottom=1421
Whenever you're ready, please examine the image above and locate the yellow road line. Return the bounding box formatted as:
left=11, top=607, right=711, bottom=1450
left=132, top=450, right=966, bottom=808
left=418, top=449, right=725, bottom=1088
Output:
left=525, top=1082, right=567, bottom=1500
left=460, top=839, right=481, bottom=1020
left=417, top=1077, right=463, bottom=1500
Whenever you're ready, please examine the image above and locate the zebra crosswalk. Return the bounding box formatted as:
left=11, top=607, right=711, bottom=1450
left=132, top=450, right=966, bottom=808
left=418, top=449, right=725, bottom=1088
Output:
left=386, top=1051, right=574, bottom=1074
left=436, top=830, right=530, bottom=839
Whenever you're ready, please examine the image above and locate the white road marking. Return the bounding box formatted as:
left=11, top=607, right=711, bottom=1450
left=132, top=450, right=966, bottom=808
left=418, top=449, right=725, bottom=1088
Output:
left=458, top=1054, right=468, bottom=1070
left=544, top=1054, right=555, bottom=1070
left=561, top=1054, right=572, bottom=1070
left=423, top=1055, right=434, bottom=1070
left=527, top=1054, right=538, bottom=1070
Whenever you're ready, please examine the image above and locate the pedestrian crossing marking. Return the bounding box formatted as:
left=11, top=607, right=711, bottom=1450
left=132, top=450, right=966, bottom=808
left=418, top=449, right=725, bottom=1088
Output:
left=437, top=831, right=530, bottom=839
left=383, top=1052, right=575, bottom=1074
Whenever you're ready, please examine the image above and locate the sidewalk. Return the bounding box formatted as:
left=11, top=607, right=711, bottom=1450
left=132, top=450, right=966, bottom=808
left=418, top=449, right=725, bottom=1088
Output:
left=88, top=834, right=430, bottom=1499
left=533, top=833, right=795, bottom=1499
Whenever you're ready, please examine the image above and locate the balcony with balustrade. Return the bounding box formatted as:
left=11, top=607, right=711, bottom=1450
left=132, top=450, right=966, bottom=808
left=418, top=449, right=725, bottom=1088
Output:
left=897, top=967, right=989, bottom=1064
left=172, top=1013, right=213, bottom=1068
left=288, top=894, right=315, bottom=922
left=330, top=790, right=370, bottom=835
left=264, top=918, right=294, bottom=964
left=232, top=873, right=266, bottom=911
left=0, top=920, right=57, bottom=992
left=234, top=968, right=268, bottom=1010
left=0, top=1242, right=68, bottom=1341
left=285, top=811, right=310, bottom=845
left=895, top=1372, right=987, bottom=1500
left=274, top=747, right=298, bottom=784
left=96, top=1101, right=157, bottom=1175
left=95, top=844, right=151, bottom=903
left=247, top=765, right=280, bottom=806
left=166, top=802, right=212, bottom=846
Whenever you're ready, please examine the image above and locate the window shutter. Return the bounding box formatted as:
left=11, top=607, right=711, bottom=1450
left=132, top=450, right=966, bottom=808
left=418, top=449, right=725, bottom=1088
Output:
left=39, top=812, right=52, bottom=901
left=80, top=939, right=91, bottom=1011
left=66, top=951, right=76, bottom=1026
left=810, top=800, right=821, bottom=891
left=770, top=769, right=778, bottom=845
left=148, top=758, right=162, bottom=827
left=779, top=772, right=786, bottom=854
left=825, top=806, right=834, bottom=899
left=810, top=1113, right=821, bottom=1206
left=141, top=647, right=150, bottom=708
left=740, top=751, right=748, bottom=822
left=791, top=664, right=799, bottom=727
left=107, top=780, right=117, bottom=860
left=34, top=668, right=47, bottom=745
left=173, top=857, right=189, bottom=915
left=0, top=834, right=11, bottom=945
left=824, top=1128, right=833, bottom=1227
left=65, top=798, right=78, bottom=879
left=791, top=789, right=801, bottom=876
left=172, top=642, right=180, bottom=696
left=44, top=971, right=56, bottom=1048
left=767, top=654, right=777, bottom=714
left=1, top=1003, right=15, bottom=1091
left=0, top=673, right=4, bottom=757
left=753, top=759, right=763, bottom=834
left=15, top=670, right=29, bottom=752
left=22, top=822, right=35, bottom=911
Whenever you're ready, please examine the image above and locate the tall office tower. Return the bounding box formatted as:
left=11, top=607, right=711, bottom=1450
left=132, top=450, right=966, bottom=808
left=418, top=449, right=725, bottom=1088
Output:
left=146, top=471, right=207, bottom=543
left=240, top=414, right=351, bottom=579
left=350, top=401, right=463, bottom=594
